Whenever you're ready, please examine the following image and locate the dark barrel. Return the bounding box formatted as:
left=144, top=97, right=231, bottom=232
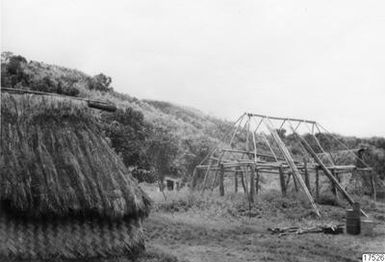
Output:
left=346, top=202, right=361, bottom=235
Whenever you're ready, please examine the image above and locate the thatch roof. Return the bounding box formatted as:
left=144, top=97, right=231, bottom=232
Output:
left=0, top=93, right=151, bottom=219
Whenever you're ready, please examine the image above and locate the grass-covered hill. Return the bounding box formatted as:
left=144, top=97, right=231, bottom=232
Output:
left=1, top=52, right=232, bottom=183
left=1, top=51, right=385, bottom=188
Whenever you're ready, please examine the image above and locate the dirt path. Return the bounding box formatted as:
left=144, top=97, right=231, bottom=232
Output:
left=144, top=211, right=385, bottom=262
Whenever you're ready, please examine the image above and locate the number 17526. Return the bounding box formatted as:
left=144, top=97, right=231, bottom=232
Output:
left=363, top=253, right=385, bottom=262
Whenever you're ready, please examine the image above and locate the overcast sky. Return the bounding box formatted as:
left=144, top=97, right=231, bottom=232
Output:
left=2, top=0, right=385, bottom=137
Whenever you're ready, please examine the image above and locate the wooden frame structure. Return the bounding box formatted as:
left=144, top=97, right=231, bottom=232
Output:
left=193, top=113, right=373, bottom=218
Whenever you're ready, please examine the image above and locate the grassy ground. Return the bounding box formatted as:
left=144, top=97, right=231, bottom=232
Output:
left=10, top=184, right=383, bottom=262
left=140, top=183, right=385, bottom=262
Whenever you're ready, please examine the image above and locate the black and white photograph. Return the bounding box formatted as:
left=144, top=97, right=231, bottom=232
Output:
left=1, top=1, right=385, bottom=261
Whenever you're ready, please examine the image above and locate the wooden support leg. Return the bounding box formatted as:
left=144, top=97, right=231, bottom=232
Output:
left=219, top=164, right=225, bottom=196
left=304, top=159, right=311, bottom=192
left=255, top=169, right=260, bottom=195
left=241, top=170, right=247, bottom=194
left=234, top=170, right=238, bottom=193
left=279, top=166, right=286, bottom=196
left=315, top=168, right=320, bottom=202
left=249, top=165, right=255, bottom=203
left=244, top=166, right=249, bottom=190
left=285, top=172, right=291, bottom=189
left=331, top=170, right=336, bottom=196
left=331, top=170, right=338, bottom=200
left=210, top=170, right=218, bottom=191
left=371, top=173, right=377, bottom=204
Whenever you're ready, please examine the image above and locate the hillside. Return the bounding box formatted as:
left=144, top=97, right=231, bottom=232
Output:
left=1, top=52, right=385, bottom=187
left=1, top=52, right=232, bottom=183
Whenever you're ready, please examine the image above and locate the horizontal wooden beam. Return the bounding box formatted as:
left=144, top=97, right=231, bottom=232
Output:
left=197, top=162, right=359, bottom=174
left=220, top=148, right=288, bottom=161
left=317, top=148, right=366, bottom=155
left=356, top=167, right=373, bottom=172
left=246, top=113, right=317, bottom=125
left=328, top=165, right=356, bottom=170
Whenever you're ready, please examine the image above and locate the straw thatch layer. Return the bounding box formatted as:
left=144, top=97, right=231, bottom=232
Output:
left=0, top=94, right=151, bottom=219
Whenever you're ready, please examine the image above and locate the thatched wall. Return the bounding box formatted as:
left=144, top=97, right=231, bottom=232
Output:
left=0, top=213, right=144, bottom=260
left=0, top=94, right=151, bottom=260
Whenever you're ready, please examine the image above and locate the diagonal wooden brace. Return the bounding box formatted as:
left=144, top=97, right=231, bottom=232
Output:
left=264, top=119, right=321, bottom=218
left=294, top=132, right=367, bottom=217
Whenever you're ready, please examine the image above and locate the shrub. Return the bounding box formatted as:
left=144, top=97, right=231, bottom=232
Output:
left=102, top=108, right=147, bottom=166
left=1, top=54, right=30, bottom=88
left=87, top=73, right=113, bottom=92
left=131, top=167, right=157, bottom=183
left=30, top=77, right=80, bottom=97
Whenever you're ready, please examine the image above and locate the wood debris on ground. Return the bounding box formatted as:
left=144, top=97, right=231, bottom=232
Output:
left=268, top=224, right=344, bottom=236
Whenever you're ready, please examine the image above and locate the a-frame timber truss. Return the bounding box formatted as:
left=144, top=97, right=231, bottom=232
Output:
left=193, top=113, right=373, bottom=218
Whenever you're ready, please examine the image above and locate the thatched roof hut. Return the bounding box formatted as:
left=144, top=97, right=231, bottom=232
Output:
left=0, top=93, right=151, bottom=260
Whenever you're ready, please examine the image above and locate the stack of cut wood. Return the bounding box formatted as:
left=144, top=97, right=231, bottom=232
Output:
left=268, top=224, right=344, bottom=236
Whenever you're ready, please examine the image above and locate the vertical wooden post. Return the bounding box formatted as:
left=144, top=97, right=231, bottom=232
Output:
left=285, top=172, right=291, bottom=189
left=371, top=173, right=377, bottom=203
left=315, top=168, right=320, bottom=202
left=279, top=166, right=286, bottom=196
left=255, top=168, right=260, bottom=195
left=330, top=170, right=335, bottom=196
left=234, top=168, right=238, bottom=193
left=211, top=151, right=225, bottom=191
left=304, top=158, right=311, bottom=192
left=243, top=166, right=249, bottom=192
left=219, top=164, right=225, bottom=196
left=249, top=165, right=255, bottom=203
left=336, top=172, right=341, bottom=201
left=240, top=169, right=247, bottom=193
left=331, top=170, right=338, bottom=200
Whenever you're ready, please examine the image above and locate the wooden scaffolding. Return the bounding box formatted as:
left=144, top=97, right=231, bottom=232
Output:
left=193, top=113, right=374, bottom=218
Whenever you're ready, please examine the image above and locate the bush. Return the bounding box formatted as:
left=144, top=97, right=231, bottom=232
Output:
left=30, top=77, right=80, bottom=97
left=102, top=108, right=147, bottom=166
left=102, top=107, right=151, bottom=181
left=131, top=167, right=157, bottom=183
left=1, top=54, right=30, bottom=88
left=87, top=73, right=113, bottom=92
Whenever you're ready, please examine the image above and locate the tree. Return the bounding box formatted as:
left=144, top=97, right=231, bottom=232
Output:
left=177, top=135, right=215, bottom=178
left=144, top=124, right=179, bottom=187
left=1, top=51, right=14, bottom=64
left=1, top=54, right=29, bottom=88
left=87, top=73, right=113, bottom=92
left=7, top=55, right=27, bottom=75
left=102, top=107, right=147, bottom=169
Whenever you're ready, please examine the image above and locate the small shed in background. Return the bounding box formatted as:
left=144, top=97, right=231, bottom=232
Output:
left=164, top=176, right=182, bottom=191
